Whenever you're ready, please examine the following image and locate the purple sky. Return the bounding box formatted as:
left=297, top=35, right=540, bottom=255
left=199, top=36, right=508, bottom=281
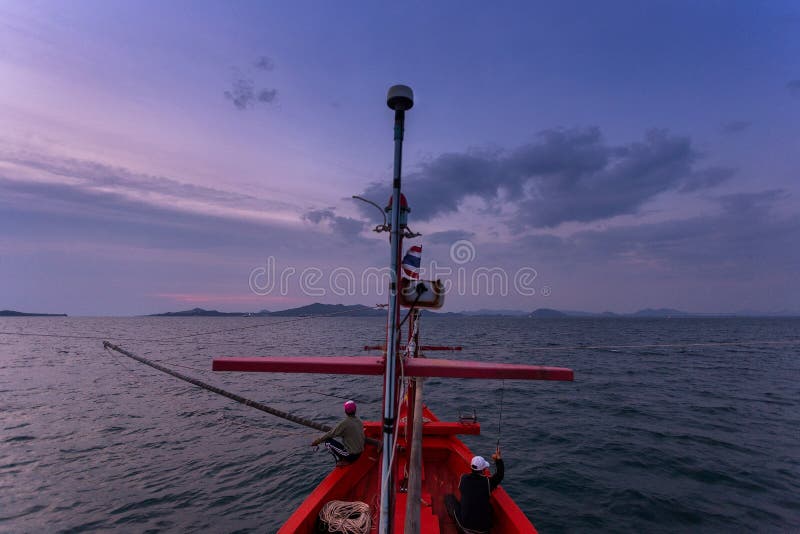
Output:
left=1, top=1, right=799, bottom=315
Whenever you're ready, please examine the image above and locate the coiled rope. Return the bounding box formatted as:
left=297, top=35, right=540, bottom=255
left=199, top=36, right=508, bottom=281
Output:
left=318, top=501, right=371, bottom=534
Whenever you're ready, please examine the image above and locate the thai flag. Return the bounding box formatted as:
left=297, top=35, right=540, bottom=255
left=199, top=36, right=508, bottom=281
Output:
left=402, top=245, right=422, bottom=279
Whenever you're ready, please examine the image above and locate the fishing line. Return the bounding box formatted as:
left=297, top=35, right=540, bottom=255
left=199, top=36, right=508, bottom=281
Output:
left=496, top=379, right=505, bottom=450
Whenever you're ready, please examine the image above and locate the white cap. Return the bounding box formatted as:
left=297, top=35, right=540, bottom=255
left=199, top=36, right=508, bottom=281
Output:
left=471, top=456, right=490, bottom=471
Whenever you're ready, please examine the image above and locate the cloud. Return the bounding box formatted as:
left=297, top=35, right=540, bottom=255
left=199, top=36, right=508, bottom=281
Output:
left=225, top=78, right=278, bottom=110
left=254, top=56, right=275, bottom=71
left=0, top=151, right=296, bottom=215
left=678, top=166, right=735, bottom=193
left=425, top=229, right=476, bottom=244
left=787, top=79, right=800, bottom=98
left=522, top=189, right=798, bottom=274
left=303, top=208, right=366, bottom=237
left=720, top=120, right=752, bottom=134
left=258, top=89, right=277, bottom=103
left=360, top=127, right=728, bottom=229
left=224, top=57, right=279, bottom=110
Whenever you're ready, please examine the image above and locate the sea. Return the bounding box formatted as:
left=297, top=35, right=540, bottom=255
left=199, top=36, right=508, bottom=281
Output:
left=1, top=316, right=798, bottom=533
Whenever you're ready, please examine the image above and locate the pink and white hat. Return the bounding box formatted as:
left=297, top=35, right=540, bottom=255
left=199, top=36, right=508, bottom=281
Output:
left=344, top=400, right=357, bottom=414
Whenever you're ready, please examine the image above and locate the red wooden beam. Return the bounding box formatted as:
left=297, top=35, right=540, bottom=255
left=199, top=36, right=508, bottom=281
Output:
left=363, top=345, right=463, bottom=351
left=403, top=358, right=573, bottom=381
left=212, top=356, right=385, bottom=375
left=363, top=420, right=481, bottom=436
left=213, top=356, right=573, bottom=381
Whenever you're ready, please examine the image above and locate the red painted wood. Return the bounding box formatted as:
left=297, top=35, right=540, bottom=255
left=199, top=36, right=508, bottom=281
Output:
left=363, top=421, right=480, bottom=436
left=277, top=405, right=537, bottom=533
left=213, top=356, right=572, bottom=381
left=363, top=345, right=462, bottom=351
left=404, top=358, right=574, bottom=381
left=212, top=356, right=385, bottom=375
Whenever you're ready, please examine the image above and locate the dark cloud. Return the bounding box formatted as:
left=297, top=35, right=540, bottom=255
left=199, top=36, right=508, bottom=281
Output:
left=720, top=120, right=752, bottom=134
left=258, top=89, right=277, bottom=103
left=225, top=57, right=279, bottom=110
left=254, top=56, right=275, bottom=71
left=224, top=78, right=257, bottom=110
left=787, top=79, right=800, bottom=98
left=303, top=208, right=365, bottom=237
left=225, top=78, right=278, bottom=110
left=521, top=189, right=798, bottom=274
left=361, top=127, right=726, bottom=229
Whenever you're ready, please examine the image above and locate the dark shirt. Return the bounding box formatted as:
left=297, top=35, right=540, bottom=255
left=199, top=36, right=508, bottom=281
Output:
left=458, top=458, right=504, bottom=532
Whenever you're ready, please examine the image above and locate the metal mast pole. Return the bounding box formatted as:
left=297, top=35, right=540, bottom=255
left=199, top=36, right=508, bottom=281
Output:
left=379, top=84, right=414, bottom=534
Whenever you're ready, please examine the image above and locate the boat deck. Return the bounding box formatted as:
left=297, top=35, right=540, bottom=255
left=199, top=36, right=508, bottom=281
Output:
left=279, top=405, right=536, bottom=533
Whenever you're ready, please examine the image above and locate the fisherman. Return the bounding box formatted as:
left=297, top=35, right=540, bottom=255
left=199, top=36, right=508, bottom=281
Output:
left=311, top=400, right=365, bottom=466
left=445, top=447, right=504, bottom=533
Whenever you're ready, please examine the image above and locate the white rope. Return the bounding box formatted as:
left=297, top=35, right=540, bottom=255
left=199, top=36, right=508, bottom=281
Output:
left=318, top=500, right=371, bottom=534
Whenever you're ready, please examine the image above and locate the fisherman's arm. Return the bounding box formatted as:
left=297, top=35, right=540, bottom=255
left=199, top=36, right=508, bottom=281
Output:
left=490, top=448, right=504, bottom=490
left=311, top=419, right=345, bottom=446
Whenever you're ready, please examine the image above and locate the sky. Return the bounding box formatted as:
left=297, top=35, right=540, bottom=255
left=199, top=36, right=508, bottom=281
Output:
left=1, top=0, right=799, bottom=316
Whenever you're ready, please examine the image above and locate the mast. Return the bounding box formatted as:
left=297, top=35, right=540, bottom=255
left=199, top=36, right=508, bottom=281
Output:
left=379, top=84, right=414, bottom=534
left=404, top=310, right=423, bottom=533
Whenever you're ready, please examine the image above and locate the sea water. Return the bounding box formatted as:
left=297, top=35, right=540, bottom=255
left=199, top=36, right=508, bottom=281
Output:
left=1, top=316, right=798, bottom=532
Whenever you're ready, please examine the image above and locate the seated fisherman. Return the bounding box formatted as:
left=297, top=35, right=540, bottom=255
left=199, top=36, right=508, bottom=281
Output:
left=311, top=400, right=365, bottom=465
left=445, top=447, right=505, bottom=533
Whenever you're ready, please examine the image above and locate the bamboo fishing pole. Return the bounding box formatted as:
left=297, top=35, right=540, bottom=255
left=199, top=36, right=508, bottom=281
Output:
left=103, top=341, right=331, bottom=431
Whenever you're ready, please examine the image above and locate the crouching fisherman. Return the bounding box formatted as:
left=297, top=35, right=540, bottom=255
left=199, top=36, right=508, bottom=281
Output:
left=311, top=400, right=365, bottom=466
left=445, top=447, right=504, bottom=533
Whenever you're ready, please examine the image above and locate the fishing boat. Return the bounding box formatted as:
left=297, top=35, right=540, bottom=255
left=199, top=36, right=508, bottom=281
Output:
left=211, top=86, right=574, bottom=533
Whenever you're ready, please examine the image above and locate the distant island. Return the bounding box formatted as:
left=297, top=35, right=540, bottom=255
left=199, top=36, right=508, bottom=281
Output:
left=148, top=304, right=384, bottom=317
left=529, top=308, right=568, bottom=318
left=0, top=309, right=68, bottom=317
left=525, top=307, right=800, bottom=318
left=268, top=303, right=384, bottom=317
left=148, top=307, right=257, bottom=317
left=147, top=304, right=799, bottom=318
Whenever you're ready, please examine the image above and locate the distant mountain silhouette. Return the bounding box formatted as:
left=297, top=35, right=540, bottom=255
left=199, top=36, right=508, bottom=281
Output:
left=149, top=307, right=246, bottom=317
left=147, top=304, right=795, bottom=319
left=0, top=309, right=67, bottom=317
left=268, top=303, right=385, bottom=317
left=630, top=308, right=690, bottom=317
left=460, top=309, right=528, bottom=316
left=529, top=308, right=568, bottom=318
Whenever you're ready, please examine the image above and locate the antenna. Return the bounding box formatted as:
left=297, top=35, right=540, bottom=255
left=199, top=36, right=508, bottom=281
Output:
left=387, top=85, right=414, bottom=111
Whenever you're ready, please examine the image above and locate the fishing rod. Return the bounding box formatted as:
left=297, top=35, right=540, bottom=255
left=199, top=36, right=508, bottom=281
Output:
left=103, top=341, right=384, bottom=448
left=103, top=341, right=331, bottom=431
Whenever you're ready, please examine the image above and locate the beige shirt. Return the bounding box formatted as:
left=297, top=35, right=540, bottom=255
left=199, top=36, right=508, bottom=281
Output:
left=320, top=415, right=365, bottom=454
